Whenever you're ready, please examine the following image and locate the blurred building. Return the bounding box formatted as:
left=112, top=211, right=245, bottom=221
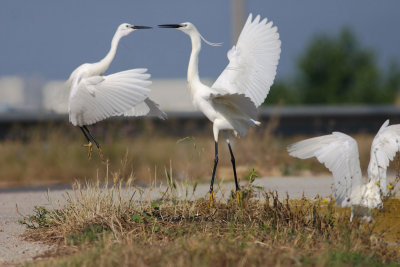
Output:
left=148, top=79, right=213, bottom=113
left=24, top=75, right=44, bottom=111
left=0, top=76, right=45, bottom=112
left=42, top=80, right=69, bottom=113
left=0, top=76, right=24, bottom=111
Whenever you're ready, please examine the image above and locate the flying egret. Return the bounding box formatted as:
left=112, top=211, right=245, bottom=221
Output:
left=159, top=14, right=281, bottom=205
left=68, top=23, right=166, bottom=159
left=288, top=120, right=400, bottom=221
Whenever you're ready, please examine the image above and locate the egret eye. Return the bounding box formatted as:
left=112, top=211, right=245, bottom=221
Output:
left=126, top=25, right=129, bottom=28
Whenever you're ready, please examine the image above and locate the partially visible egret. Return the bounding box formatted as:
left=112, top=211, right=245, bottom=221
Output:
left=288, top=120, right=400, bottom=221
left=68, top=23, right=166, bottom=159
left=159, top=14, right=281, bottom=205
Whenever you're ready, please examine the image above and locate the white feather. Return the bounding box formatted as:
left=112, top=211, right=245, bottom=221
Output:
left=68, top=69, right=151, bottom=126
left=123, top=98, right=167, bottom=120
left=288, top=132, right=365, bottom=208
left=368, top=119, right=400, bottom=195
left=210, top=92, right=259, bottom=137
left=212, top=13, right=281, bottom=107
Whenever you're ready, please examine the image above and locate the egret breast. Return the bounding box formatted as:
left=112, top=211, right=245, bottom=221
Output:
left=195, top=97, right=217, bottom=122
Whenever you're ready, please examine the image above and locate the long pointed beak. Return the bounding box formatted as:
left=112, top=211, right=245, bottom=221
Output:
left=158, top=24, right=182, bottom=28
left=131, top=25, right=152, bottom=29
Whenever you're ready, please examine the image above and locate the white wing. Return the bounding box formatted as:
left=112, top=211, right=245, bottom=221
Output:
left=368, top=119, right=400, bottom=195
left=122, top=98, right=167, bottom=120
left=212, top=13, right=281, bottom=107
left=68, top=69, right=151, bottom=126
left=210, top=91, right=259, bottom=137
left=288, top=132, right=363, bottom=207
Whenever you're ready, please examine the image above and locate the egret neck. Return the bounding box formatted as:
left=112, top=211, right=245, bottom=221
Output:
left=97, top=31, right=124, bottom=75
left=187, top=33, right=202, bottom=98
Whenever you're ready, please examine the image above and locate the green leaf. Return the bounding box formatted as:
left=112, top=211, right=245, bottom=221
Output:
left=130, top=213, right=143, bottom=223
left=151, top=200, right=163, bottom=209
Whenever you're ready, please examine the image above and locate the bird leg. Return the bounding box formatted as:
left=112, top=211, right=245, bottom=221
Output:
left=80, top=127, right=93, bottom=159
left=82, top=126, right=104, bottom=161
left=209, top=190, right=215, bottom=207
left=83, top=142, right=93, bottom=159
left=209, top=141, right=218, bottom=207
left=228, top=143, right=241, bottom=205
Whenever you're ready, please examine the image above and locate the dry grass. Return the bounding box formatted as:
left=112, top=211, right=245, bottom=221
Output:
left=20, top=172, right=400, bottom=267
left=0, top=122, right=383, bottom=188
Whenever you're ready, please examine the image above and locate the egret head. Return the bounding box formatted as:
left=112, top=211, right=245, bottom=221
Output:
left=178, top=22, right=197, bottom=34
left=158, top=23, right=222, bottom=46
left=117, top=23, right=152, bottom=37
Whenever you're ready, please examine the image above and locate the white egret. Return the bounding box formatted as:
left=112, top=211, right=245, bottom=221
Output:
left=288, top=120, right=400, bottom=221
left=68, top=23, right=166, bottom=159
left=159, top=14, right=281, bottom=205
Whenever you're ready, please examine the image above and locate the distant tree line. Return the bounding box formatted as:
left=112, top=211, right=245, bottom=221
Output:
left=266, top=28, right=400, bottom=105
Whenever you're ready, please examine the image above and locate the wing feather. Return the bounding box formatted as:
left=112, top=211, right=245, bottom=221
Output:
left=212, top=14, right=281, bottom=107
left=68, top=69, right=151, bottom=126
left=210, top=92, right=259, bottom=137
left=288, top=132, right=363, bottom=207
left=367, top=119, right=400, bottom=195
left=122, top=98, right=167, bottom=120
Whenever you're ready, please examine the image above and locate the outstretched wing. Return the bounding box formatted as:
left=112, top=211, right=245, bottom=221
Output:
left=288, top=132, right=363, bottom=207
left=122, top=98, right=167, bottom=120
left=68, top=69, right=151, bottom=126
left=212, top=13, right=281, bottom=107
left=368, top=119, right=400, bottom=195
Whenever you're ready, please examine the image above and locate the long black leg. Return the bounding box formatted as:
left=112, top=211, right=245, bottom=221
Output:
left=228, top=143, right=240, bottom=191
left=209, top=141, right=219, bottom=193
left=208, top=141, right=219, bottom=207
left=81, top=126, right=104, bottom=160
left=80, top=127, right=91, bottom=142
left=83, top=126, right=101, bottom=149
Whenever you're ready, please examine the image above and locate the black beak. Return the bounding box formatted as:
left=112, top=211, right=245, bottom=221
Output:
left=131, top=25, right=152, bottom=29
left=158, top=24, right=182, bottom=28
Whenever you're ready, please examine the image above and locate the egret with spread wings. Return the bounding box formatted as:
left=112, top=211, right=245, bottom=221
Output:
left=68, top=23, right=166, bottom=159
left=159, top=14, right=281, bottom=205
left=288, top=120, right=400, bottom=220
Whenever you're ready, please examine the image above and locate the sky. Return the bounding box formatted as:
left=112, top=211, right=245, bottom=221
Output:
left=0, top=0, right=399, bottom=81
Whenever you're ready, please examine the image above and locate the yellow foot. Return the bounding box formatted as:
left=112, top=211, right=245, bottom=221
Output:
left=97, top=146, right=105, bottom=162
left=83, top=141, right=93, bottom=159
left=236, top=190, right=242, bottom=206
left=208, top=191, right=215, bottom=207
